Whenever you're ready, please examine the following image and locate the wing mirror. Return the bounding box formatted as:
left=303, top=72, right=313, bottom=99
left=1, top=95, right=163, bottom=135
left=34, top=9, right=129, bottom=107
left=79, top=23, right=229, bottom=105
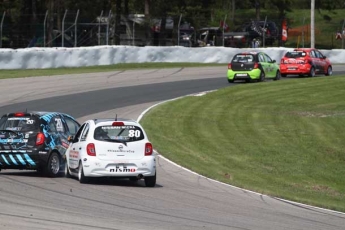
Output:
left=67, top=135, right=74, bottom=143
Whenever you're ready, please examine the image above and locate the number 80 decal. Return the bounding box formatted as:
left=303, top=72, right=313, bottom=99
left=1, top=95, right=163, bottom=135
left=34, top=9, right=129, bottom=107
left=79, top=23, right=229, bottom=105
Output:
left=128, top=130, right=141, bottom=138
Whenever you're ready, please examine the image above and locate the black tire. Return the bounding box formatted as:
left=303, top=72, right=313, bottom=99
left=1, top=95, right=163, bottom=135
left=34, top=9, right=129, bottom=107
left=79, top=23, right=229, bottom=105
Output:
left=64, top=161, right=71, bottom=178
left=228, top=79, right=234, bottom=83
left=46, top=152, right=61, bottom=177
left=144, top=172, right=156, bottom=187
left=78, top=162, right=89, bottom=184
left=325, top=66, right=332, bottom=76
left=274, top=71, right=281, bottom=81
left=309, top=66, right=315, bottom=77
left=258, top=70, right=265, bottom=82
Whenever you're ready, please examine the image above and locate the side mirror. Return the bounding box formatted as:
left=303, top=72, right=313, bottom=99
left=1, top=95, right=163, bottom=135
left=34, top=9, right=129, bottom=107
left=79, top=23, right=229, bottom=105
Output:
left=67, top=135, right=74, bottom=143
left=272, top=60, right=276, bottom=63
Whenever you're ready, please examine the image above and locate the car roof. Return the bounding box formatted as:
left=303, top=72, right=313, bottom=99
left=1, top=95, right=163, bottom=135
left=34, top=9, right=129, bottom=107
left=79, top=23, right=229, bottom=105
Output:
left=293, top=48, right=314, bottom=52
left=199, top=27, right=220, bottom=31
left=236, top=52, right=258, bottom=55
left=92, top=118, right=138, bottom=125
left=2, top=111, right=65, bottom=118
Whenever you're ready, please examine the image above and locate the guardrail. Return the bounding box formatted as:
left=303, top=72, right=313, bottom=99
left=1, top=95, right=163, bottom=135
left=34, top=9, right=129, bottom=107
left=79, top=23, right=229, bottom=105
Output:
left=0, top=46, right=343, bottom=70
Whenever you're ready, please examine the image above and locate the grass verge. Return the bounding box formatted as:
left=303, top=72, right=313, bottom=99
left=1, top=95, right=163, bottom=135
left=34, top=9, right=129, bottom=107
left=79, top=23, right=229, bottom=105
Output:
left=0, top=62, right=224, bottom=79
left=140, top=76, right=345, bottom=212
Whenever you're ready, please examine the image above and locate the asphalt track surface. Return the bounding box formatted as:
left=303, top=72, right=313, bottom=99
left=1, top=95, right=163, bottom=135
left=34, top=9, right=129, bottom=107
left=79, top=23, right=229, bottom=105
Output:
left=0, top=66, right=345, bottom=230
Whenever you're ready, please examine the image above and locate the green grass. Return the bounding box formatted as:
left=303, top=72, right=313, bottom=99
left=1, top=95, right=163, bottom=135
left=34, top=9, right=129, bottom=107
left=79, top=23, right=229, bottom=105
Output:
left=141, top=76, right=345, bottom=212
left=0, top=62, right=224, bottom=79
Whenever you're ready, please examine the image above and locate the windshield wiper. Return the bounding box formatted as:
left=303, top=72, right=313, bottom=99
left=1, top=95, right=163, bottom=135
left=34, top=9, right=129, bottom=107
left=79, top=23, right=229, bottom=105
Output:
left=102, top=138, right=127, bottom=146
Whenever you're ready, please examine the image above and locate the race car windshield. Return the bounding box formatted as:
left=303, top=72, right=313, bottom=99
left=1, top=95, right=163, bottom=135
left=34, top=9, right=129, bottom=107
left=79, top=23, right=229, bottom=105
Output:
left=285, top=51, right=306, bottom=58
left=232, top=54, right=255, bottom=63
left=0, top=116, right=40, bottom=132
left=94, top=125, right=145, bottom=142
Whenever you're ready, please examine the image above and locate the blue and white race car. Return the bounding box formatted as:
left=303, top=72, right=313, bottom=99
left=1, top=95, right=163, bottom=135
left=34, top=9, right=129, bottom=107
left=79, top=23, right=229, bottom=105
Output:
left=0, top=111, right=80, bottom=177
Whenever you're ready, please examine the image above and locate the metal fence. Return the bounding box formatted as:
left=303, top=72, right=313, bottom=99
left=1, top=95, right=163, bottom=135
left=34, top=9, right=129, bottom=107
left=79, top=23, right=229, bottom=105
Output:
left=1, top=10, right=345, bottom=49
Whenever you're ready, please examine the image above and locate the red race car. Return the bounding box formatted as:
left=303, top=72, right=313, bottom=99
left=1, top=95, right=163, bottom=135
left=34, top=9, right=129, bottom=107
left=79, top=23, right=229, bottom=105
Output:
left=280, top=48, right=332, bottom=77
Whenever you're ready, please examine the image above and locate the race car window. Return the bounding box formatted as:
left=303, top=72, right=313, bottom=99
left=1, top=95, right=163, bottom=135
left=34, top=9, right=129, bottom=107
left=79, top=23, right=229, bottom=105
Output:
left=0, top=116, right=39, bottom=132
left=258, top=53, right=265, bottom=62
left=285, top=51, right=306, bottom=58
left=63, top=116, right=80, bottom=135
left=315, top=51, right=324, bottom=58
left=94, top=125, right=145, bottom=142
left=232, top=54, right=254, bottom=63
left=80, top=123, right=89, bottom=141
left=264, top=54, right=272, bottom=62
left=72, top=123, right=86, bottom=143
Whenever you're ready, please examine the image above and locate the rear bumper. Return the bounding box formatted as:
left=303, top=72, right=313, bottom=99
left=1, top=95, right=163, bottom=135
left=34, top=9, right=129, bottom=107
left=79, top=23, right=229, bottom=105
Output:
left=227, top=69, right=261, bottom=80
left=280, top=64, right=311, bottom=75
left=0, top=150, right=48, bottom=170
left=81, top=155, right=156, bottom=178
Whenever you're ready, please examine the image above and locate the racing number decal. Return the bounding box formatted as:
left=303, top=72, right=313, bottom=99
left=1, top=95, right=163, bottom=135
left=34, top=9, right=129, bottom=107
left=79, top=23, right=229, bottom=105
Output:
left=55, top=118, right=64, bottom=132
left=26, top=119, right=34, bottom=124
left=128, top=130, right=141, bottom=138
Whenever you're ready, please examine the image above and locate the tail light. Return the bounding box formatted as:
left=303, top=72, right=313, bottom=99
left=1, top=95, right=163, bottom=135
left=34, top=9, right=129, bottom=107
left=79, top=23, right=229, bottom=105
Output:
left=36, top=132, right=45, bottom=146
left=241, top=37, right=246, bottom=44
left=145, top=143, right=153, bottom=156
left=112, top=122, right=124, bottom=126
left=14, top=112, right=25, bottom=117
left=87, top=143, right=96, bottom=156
left=281, top=59, right=285, bottom=64
left=266, top=29, right=271, bottom=35
left=228, top=63, right=232, bottom=69
left=253, top=63, right=259, bottom=69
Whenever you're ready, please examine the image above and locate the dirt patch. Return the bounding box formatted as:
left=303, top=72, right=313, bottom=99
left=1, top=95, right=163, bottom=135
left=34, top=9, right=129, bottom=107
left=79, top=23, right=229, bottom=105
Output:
left=288, top=24, right=320, bottom=37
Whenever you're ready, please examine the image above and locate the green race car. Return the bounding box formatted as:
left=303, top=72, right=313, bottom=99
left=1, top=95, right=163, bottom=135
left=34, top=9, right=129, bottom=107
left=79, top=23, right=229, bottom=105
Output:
left=227, top=52, right=281, bottom=83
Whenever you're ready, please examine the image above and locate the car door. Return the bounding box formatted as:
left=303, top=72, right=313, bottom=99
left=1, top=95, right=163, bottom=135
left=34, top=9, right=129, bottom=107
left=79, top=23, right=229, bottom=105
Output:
left=264, top=53, right=276, bottom=77
left=310, top=50, right=321, bottom=72
left=316, top=50, right=327, bottom=73
left=258, top=53, right=270, bottom=77
left=67, top=123, right=87, bottom=170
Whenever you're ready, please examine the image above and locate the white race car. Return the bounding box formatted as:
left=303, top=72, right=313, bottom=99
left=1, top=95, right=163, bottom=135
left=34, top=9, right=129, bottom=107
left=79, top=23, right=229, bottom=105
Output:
left=65, top=118, right=156, bottom=187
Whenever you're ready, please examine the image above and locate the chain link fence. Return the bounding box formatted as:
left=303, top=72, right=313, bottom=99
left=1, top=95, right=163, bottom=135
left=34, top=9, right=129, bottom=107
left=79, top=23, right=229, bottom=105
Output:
left=1, top=10, right=344, bottom=49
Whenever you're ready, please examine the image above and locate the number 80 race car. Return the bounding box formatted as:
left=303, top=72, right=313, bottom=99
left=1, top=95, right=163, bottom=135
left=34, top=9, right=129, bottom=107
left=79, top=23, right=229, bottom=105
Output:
left=65, top=118, right=156, bottom=187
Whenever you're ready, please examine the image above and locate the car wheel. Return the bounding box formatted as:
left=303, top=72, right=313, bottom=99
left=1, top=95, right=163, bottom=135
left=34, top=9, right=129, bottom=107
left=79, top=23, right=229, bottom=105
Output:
left=64, top=161, right=71, bottom=178
left=274, top=71, right=281, bottom=81
left=144, top=172, right=156, bottom=187
left=78, top=162, right=89, bottom=184
left=46, top=152, right=61, bottom=177
left=259, top=70, right=265, bottom=82
left=228, top=79, right=234, bottom=83
left=325, top=66, right=332, bottom=76
left=309, top=66, right=315, bottom=77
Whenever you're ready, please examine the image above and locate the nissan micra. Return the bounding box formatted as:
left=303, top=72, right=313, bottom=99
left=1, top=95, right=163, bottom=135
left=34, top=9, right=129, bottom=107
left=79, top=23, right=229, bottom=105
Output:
left=65, top=118, right=156, bottom=187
